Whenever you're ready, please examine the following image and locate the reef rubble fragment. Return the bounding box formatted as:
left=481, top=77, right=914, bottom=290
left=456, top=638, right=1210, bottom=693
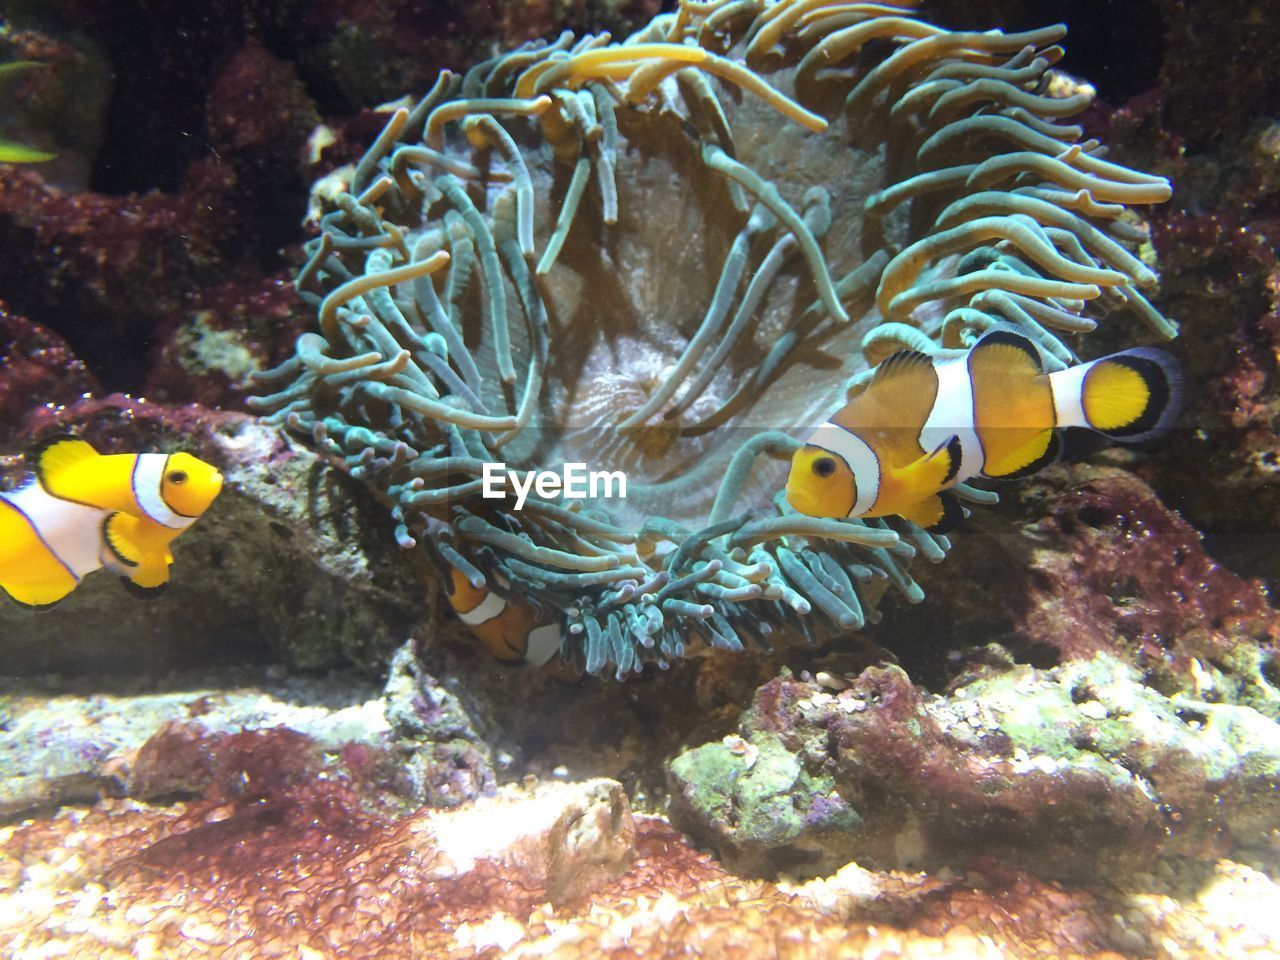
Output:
left=669, top=651, right=1280, bottom=883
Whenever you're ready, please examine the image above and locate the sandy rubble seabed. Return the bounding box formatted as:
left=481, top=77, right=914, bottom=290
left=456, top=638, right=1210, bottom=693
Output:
left=0, top=778, right=1277, bottom=960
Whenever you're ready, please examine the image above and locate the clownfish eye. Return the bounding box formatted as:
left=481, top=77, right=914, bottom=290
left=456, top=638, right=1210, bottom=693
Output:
left=167, top=470, right=188, bottom=485
left=812, top=457, right=837, bottom=478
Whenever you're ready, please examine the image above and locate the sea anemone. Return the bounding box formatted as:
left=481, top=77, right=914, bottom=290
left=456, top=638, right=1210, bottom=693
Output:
left=252, top=0, right=1175, bottom=678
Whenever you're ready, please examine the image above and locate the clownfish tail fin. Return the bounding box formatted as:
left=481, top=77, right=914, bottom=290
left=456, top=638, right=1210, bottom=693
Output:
left=1051, top=348, right=1183, bottom=443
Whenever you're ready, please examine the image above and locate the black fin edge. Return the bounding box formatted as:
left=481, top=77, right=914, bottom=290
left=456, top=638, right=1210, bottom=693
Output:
left=1091, top=352, right=1183, bottom=441
left=30, top=433, right=84, bottom=494
left=874, top=349, right=933, bottom=381
left=926, top=492, right=966, bottom=535
left=973, top=329, right=1044, bottom=372
left=101, top=515, right=139, bottom=569
left=120, top=577, right=166, bottom=600
left=0, top=583, right=66, bottom=611
left=987, top=431, right=1062, bottom=481
left=942, top=435, right=963, bottom=486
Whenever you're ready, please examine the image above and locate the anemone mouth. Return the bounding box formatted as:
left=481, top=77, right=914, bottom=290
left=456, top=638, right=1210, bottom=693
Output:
left=252, top=0, right=1176, bottom=678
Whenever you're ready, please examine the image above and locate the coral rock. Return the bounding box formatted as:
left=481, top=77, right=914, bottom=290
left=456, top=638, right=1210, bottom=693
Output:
left=669, top=653, right=1280, bottom=882
left=0, top=401, right=431, bottom=674
left=143, top=273, right=306, bottom=410
left=0, top=669, right=391, bottom=819
left=413, top=777, right=636, bottom=906
left=0, top=302, right=100, bottom=434
left=897, top=463, right=1280, bottom=692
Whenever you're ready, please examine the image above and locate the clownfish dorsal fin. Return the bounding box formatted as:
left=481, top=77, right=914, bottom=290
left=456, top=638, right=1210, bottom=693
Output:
left=872, top=349, right=935, bottom=387
left=970, top=329, right=1044, bottom=376
left=34, top=435, right=100, bottom=497
left=892, top=434, right=961, bottom=495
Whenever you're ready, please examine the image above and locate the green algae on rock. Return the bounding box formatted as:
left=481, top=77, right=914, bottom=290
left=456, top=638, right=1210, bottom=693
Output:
left=668, top=652, right=1280, bottom=881
left=253, top=0, right=1178, bottom=677
left=669, top=731, right=860, bottom=872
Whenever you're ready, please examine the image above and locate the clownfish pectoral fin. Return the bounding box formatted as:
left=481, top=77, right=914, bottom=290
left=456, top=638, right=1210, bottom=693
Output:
left=928, top=491, right=967, bottom=535
left=982, top=428, right=1059, bottom=479
left=128, top=551, right=172, bottom=591
left=894, top=434, right=962, bottom=495
left=104, top=514, right=171, bottom=593
left=102, top=513, right=143, bottom=570
left=0, top=575, right=77, bottom=609
left=34, top=435, right=99, bottom=495
left=900, top=492, right=967, bottom=534
left=899, top=494, right=946, bottom=530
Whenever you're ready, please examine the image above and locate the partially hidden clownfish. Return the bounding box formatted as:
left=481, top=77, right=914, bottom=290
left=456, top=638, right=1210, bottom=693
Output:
left=445, top=568, right=566, bottom=670
left=0, top=437, right=223, bottom=608
left=786, top=329, right=1183, bottom=530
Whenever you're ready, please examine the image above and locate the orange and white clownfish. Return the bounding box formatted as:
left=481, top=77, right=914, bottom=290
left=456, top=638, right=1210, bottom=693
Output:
left=0, top=436, right=223, bottom=608
left=786, top=329, right=1182, bottom=531
left=445, top=568, right=565, bottom=669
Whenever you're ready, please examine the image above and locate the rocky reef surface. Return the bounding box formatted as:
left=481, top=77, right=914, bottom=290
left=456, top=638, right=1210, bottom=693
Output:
left=0, top=400, right=429, bottom=674
left=0, top=0, right=1278, bottom=957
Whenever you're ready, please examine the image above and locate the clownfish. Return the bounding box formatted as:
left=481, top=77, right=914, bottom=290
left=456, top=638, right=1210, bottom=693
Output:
left=786, top=329, right=1182, bottom=530
left=445, top=568, right=564, bottom=669
left=0, top=436, right=223, bottom=608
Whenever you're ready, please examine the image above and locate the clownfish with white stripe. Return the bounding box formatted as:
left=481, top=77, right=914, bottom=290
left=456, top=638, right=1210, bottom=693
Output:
left=786, top=329, right=1183, bottom=531
left=0, top=436, right=223, bottom=608
left=445, top=568, right=567, bottom=670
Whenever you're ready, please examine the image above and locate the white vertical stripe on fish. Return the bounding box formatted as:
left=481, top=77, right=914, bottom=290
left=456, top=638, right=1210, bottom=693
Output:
left=1049, top=361, right=1092, bottom=429
left=132, top=454, right=197, bottom=530
left=808, top=422, right=881, bottom=517
left=525, top=623, right=563, bottom=667
left=919, top=355, right=985, bottom=482
left=457, top=589, right=507, bottom=625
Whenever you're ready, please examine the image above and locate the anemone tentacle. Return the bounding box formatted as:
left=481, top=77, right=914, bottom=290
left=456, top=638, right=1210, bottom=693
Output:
left=257, top=0, right=1176, bottom=676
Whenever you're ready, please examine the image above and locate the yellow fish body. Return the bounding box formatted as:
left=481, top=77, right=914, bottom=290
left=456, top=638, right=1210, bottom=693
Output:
left=786, top=330, right=1182, bottom=530
left=0, top=437, right=222, bottom=607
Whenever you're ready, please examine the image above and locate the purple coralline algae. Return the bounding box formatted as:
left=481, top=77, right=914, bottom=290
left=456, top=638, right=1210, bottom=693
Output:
left=670, top=650, right=1280, bottom=882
